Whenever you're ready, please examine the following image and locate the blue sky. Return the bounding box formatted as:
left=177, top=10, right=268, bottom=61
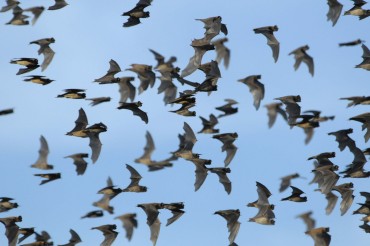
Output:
left=0, top=0, right=370, bottom=245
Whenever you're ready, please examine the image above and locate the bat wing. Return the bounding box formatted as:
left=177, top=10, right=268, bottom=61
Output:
left=224, top=144, right=237, bottom=167
left=361, top=44, right=370, bottom=58
left=101, top=230, right=118, bottom=246
left=5, top=223, right=18, bottom=246
left=126, top=164, right=142, bottom=179
left=327, top=0, right=343, bottom=26
left=68, top=108, right=88, bottom=134
left=263, top=32, right=280, bottom=62
left=285, top=102, right=301, bottom=124
left=181, top=46, right=207, bottom=77
left=325, top=191, right=338, bottom=215
left=183, top=122, right=197, bottom=151
left=118, top=214, right=137, bottom=241
left=68, top=229, right=82, bottom=244
left=32, top=135, right=49, bottom=168
left=41, top=46, right=55, bottom=71
left=88, top=132, right=102, bottom=164
left=166, top=209, right=185, bottom=226
left=119, top=78, right=136, bottom=102
left=247, top=80, right=264, bottom=110
left=194, top=164, right=208, bottom=191
left=228, top=220, right=240, bottom=245
left=216, top=172, right=232, bottom=194
left=149, top=218, right=160, bottom=246
left=302, top=54, right=314, bottom=76
left=132, top=107, right=148, bottom=124
left=123, top=16, right=141, bottom=27
left=256, top=181, right=272, bottom=205
left=279, top=177, right=291, bottom=193
left=149, top=49, right=165, bottom=67
left=107, top=59, right=121, bottom=75
left=304, top=127, right=315, bottom=145
left=339, top=190, right=354, bottom=216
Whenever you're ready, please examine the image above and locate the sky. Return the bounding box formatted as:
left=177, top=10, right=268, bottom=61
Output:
left=0, top=0, right=370, bottom=245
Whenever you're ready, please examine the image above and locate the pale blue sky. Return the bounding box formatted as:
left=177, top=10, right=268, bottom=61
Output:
left=0, top=0, right=370, bottom=245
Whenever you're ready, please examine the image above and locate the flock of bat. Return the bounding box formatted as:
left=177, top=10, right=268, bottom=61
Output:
left=1, top=0, right=370, bottom=245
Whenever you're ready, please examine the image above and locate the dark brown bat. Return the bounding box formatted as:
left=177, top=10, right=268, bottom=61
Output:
left=349, top=112, right=370, bottom=142
left=355, top=44, right=370, bottom=70
left=10, top=58, right=39, bottom=75
left=94, top=59, right=121, bottom=84
left=198, top=114, right=219, bottom=134
left=23, top=75, right=54, bottom=85
left=57, top=89, right=86, bottom=99
left=81, top=210, right=103, bottom=219
left=34, top=173, right=61, bottom=185
left=117, top=101, right=148, bottom=124
left=339, top=39, right=364, bottom=47
left=216, top=99, right=238, bottom=118
left=0, top=108, right=14, bottom=116
left=122, top=0, right=151, bottom=27
left=66, top=108, right=89, bottom=137
left=18, top=227, right=35, bottom=244
left=123, top=164, right=147, bottom=192
left=281, top=186, right=307, bottom=202
left=0, top=197, right=18, bottom=213
left=48, top=0, right=68, bottom=10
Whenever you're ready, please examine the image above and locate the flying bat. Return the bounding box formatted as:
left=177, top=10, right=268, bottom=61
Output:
left=115, top=213, right=137, bottom=241
left=117, top=101, right=148, bottom=124
left=289, top=45, right=314, bottom=76
left=253, top=25, right=280, bottom=62
left=30, top=37, right=55, bottom=71
left=91, top=224, right=118, bottom=246
left=214, top=209, right=240, bottom=245
left=94, top=59, right=121, bottom=84
left=34, top=173, right=61, bottom=185
left=31, top=135, right=53, bottom=170
left=10, top=58, right=39, bottom=75
left=48, top=0, right=68, bottom=10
